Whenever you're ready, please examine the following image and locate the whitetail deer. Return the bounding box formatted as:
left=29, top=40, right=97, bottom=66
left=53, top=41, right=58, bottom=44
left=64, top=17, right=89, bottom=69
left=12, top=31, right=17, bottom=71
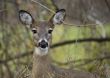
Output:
left=19, top=9, right=100, bottom=78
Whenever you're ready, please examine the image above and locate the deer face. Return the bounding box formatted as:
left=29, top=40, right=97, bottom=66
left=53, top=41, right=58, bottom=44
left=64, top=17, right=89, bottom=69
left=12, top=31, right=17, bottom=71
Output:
left=19, top=9, right=65, bottom=56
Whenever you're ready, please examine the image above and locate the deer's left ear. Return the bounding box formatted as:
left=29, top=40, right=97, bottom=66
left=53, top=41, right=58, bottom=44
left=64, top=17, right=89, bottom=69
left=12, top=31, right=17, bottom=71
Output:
left=52, top=9, right=66, bottom=25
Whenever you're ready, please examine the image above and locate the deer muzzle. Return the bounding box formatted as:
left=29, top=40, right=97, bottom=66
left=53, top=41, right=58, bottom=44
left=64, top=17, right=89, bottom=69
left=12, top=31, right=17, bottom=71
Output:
left=38, top=40, right=48, bottom=49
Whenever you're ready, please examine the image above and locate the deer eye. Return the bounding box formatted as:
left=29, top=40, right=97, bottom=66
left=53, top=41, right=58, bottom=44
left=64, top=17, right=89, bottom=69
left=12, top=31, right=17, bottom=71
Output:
left=32, top=28, right=37, bottom=33
left=48, top=29, right=53, bottom=34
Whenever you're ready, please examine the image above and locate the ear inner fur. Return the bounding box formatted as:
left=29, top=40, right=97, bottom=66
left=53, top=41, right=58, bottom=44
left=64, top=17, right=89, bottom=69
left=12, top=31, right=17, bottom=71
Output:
left=49, top=9, right=66, bottom=25
left=19, top=10, right=34, bottom=25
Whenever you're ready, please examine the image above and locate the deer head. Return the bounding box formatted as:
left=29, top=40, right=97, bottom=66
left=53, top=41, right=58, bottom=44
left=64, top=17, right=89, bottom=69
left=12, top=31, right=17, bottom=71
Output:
left=19, top=9, right=66, bottom=56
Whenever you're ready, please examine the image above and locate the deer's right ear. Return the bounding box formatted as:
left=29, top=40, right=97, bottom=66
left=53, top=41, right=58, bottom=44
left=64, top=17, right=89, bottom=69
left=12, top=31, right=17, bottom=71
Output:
left=19, top=10, right=34, bottom=26
left=52, top=9, right=66, bottom=25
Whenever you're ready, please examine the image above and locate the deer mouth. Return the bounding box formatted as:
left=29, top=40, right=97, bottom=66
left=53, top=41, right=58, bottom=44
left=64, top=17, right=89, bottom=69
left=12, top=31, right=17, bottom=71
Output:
left=39, top=43, right=48, bottom=49
left=39, top=47, right=48, bottom=52
left=34, top=39, right=49, bottom=56
left=34, top=47, right=48, bottom=56
left=39, top=45, right=49, bottom=54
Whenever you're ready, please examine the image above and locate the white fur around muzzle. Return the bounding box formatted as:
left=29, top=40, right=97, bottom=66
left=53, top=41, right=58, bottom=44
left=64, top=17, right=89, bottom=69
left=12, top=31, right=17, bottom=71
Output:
left=34, top=47, right=48, bottom=56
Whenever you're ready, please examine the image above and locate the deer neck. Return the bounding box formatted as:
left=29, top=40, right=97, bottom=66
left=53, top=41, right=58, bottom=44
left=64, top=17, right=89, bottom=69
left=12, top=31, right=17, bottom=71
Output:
left=32, top=47, right=52, bottom=78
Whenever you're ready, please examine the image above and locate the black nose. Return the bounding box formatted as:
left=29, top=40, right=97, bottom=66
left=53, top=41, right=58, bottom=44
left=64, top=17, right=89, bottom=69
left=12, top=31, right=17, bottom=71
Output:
left=38, top=40, right=48, bottom=48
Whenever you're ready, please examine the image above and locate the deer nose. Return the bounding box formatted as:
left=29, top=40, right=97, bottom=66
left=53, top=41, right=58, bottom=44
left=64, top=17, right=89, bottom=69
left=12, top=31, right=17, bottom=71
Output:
left=38, top=40, right=48, bottom=48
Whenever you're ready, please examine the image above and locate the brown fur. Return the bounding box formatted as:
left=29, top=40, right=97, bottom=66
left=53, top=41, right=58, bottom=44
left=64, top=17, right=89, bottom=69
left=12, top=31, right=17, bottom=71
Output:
left=31, top=51, right=99, bottom=78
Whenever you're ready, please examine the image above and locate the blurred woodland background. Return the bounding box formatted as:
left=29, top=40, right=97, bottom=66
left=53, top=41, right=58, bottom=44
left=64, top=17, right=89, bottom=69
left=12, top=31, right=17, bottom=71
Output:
left=0, top=0, right=110, bottom=78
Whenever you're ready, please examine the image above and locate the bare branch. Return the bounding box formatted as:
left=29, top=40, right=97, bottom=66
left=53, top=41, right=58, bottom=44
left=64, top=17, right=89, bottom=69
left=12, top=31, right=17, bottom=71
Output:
left=0, top=37, right=110, bottom=64
left=51, top=37, right=110, bottom=48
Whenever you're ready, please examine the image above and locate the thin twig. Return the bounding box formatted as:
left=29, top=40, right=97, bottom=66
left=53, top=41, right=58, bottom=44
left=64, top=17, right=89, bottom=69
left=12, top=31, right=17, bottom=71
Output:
left=31, top=0, right=55, bottom=13
left=31, top=0, right=99, bottom=27
left=54, top=55, right=110, bottom=66
left=63, top=22, right=98, bottom=27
